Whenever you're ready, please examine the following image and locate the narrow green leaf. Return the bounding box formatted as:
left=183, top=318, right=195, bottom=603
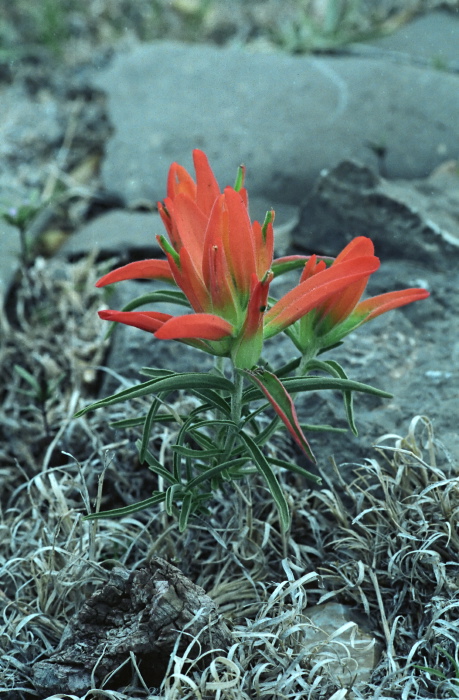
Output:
left=179, top=493, right=194, bottom=532
left=281, top=376, right=393, bottom=398
left=165, top=483, right=183, bottom=516
left=274, top=356, right=301, bottom=378
left=75, top=372, right=235, bottom=417
left=171, top=444, right=224, bottom=459
left=322, top=359, right=357, bottom=435
left=110, top=416, right=146, bottom=429
left=139, top=396, right=163, bottom=463
left=141, top=444, right=179, bottom=484
left=239, top=431, right=290, bottom=531
left=268, top=457, right=321, bottom=484
left=413, top=665, right=447, bottom=680
left=110, top=414, right=178, bottom=429
left=301, top=423, right=347, bottom=433
left=189, top=418, right=237, bottom=431
left=140, top=368, right=175, bottom=378
left=122, top=290, right=190, bottom=311
left=83, top=492, right=166, bottom=520
left=242, top=376, right=392, bottom=404
left=74, top=377, right=165, bottom=416
left=242, top=369, right=315, bottom=462
left=14, top=365, right=41, bottom=395
left=186, top=457, right=249, bottom=490
left=192, top=388, right=231, bottom=416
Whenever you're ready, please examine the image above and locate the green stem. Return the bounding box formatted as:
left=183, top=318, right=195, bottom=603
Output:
left=298, top=347, right=318, bottom=376
left=223, top=367, right=244, bottom=457
left=231, top=369, right=244, bottom=426
left=214, top=355, right=225, bottom=375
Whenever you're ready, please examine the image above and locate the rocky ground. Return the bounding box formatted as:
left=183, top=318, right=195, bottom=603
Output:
left=1, top=2, right=459, bottom=698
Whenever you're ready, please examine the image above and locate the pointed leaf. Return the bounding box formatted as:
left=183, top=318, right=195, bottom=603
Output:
left=242, top=369, right=315, bottom=462
left=121, top=290, right=191, bottom=312
left=242, top=376, right=392, bottom=404
left=75, top=372, right=235, bottom=417
left=171, top=444, right=225, bottom=459
left=179, top=492, right=194, bottom=532
left=165, top=484, right=183, bottom=516
left=268, top=457, right=322, bottom=484
left=141, top=445, right=179, bottom=484
left=139, top=397, right=163, bottom=463
left=83, top=493, right=166, bottom=520
left=186, top=458, right=249, bottom=490
left=14, top=365, right=42, bottom=395
left=305, top=359, right=357, bottom=435
left=239, top=431, right=290, bottom=531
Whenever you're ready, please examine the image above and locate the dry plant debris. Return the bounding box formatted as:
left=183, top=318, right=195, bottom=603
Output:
left=1, top=258, right=458, bottom=698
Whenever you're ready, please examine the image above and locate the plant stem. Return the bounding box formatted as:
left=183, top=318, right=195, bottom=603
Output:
left=214, top=355, right=225, bottom=375
left=223, top=367, right=244, bottom=458
left=231, top=369, right=244, bottom=426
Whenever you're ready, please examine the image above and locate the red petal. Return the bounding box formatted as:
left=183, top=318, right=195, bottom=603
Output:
left=333, top=236, right=375, bottom=264
left=244, top=369, right=315, bottom=462
left=155, top=313, right=234, bottom=340
left=98, top=310, right=172, bottom=333
left=96, top=260, right=174, bottom=287
left=193, top=150, right=221, bottom=216
left=223, top=187, right=256, bottom=295
left=177, top=247, right=210, bottom=312
left=167, top=162, right=197, bottom=201
left=170, top=192, right=208, bottom=266
left=299, top=255, right=327, bottom=283
left=355, top=288, right=430, bottom=322
left=252, top=217, right=274, bottom=278
left=264, top=256, right=380, bottom=337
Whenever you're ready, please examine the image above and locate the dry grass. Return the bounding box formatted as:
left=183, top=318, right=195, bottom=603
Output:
left=1, top=258, right=458, bottom=699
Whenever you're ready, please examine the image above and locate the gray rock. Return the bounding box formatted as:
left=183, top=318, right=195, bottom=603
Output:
left=91, top=42, right=459, bottom=206
left=292, top=159, right=459, bottom=269
left=61, top=210, right=164, bottom=259
left=360, top=9, right=459, bottom=70
left=0, top=219, right=21, bottom=301
left=303, top=602, right=378, bottom=687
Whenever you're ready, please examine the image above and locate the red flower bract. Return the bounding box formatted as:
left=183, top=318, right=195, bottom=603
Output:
left=95, top=151, right=429, bottom=368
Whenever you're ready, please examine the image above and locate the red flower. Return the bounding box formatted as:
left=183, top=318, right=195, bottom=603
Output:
left=272, top=236, right=430, bottom=353
left=95, top=151, right=428, bottom=368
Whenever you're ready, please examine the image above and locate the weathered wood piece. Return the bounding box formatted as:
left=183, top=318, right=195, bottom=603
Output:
left=32, top=557, right=232, bottom=696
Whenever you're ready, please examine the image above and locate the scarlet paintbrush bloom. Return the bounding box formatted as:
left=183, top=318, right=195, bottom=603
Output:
left=274, top=236, right=430, bottom=354
left=96, top=150, right=276, bottom=366
left=95, top=151, right=428, bottom=368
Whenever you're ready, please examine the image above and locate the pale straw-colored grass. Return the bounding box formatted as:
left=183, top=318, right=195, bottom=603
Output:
left=1, top=258, right=458, bottom=699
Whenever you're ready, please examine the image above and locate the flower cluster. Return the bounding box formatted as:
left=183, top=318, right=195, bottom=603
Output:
left=80, top=150, right=429, bottom=530
left=96, top=150, right=428, bottom=369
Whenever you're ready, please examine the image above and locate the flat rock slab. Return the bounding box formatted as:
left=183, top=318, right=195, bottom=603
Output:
left=61, top=210, right=164, bottom=259
left=292, top=159, right=459, bottom=269
left=363, top=9, right=459, bottom=69
left=92, top=42, right=459, bottom=205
